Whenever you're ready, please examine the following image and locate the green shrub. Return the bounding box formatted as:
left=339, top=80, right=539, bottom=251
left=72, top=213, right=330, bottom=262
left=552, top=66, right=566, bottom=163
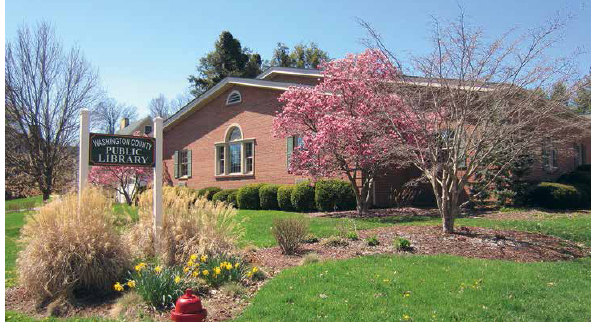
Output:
left=277, top=185, right=295, bottom=211
left=227, top=190, right=238, bottom=207
left=17, top=188, right=130, bottom=303
left=300, top=253, right=322, bottom=265
left=271, top=217, right=309, bottom=255
left=366, top=235, right=380, bottom=246
left=529, top=182, right=584, bottom=209
left=198, top=187, right=222, bottom=201
left=346, top=232, right=359, bottom=241
left=314, top=179, right=356, bottom=212
left=393, top=237, right=412, bottom=251
left=221, top=282, right=247, bottom=298
left=576, top=164, right=591, bottom=172
left=302, top=233, right=320, bottom=244
left=259, top=184, right=280, bottom=210
left=320, top=236, right=349, bottom=247
left=212, top=189, right=238, bottom=205
left=291, top=181, right=316, bottom=212
left=237, top=184, right=266, bottom=209
left=557, top=171, right=591, bottom=205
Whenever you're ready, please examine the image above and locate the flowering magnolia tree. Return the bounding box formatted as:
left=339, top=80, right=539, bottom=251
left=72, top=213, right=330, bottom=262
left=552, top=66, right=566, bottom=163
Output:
left=89, top=132, right=152, bottom=205
left=273, top=50, right=418, bottom=214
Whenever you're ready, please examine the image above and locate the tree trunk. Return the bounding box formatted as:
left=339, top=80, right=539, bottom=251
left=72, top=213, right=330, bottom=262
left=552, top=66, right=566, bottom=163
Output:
left=42, top=190, right=51, bottom=202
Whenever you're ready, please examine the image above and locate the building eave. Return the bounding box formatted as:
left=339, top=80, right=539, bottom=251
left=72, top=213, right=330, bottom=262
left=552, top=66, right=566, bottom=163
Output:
left=256, top=67, right=323, bottom=80
left=164, top=78, right=308, bottom=131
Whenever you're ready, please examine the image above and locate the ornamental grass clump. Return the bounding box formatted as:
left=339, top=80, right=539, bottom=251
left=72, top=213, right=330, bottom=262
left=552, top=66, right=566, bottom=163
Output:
left=17, top=188, right=130, bottom=303
left=271, top=217, right=309, bottom=255
left=126, top=187, right=244, bottom=266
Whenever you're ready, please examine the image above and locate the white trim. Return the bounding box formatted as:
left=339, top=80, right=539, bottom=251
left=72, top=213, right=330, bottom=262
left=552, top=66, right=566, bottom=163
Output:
left=257, top=67, right=323, bottom=80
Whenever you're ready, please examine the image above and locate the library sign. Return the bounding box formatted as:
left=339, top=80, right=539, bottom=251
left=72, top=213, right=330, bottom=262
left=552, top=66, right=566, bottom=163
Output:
left=89, top=133, right=155, bottom=167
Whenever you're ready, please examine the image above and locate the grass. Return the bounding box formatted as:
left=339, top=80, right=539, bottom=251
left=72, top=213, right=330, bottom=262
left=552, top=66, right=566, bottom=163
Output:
left=235, top=254, right=591, bottom=321
left=5, top=211, right=31, bottom=287
left=5, top=195, right=44, bottom=211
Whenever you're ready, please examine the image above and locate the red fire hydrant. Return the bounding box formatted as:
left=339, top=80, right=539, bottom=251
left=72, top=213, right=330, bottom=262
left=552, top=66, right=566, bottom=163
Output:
left=171, top=289, right=207, bottom=322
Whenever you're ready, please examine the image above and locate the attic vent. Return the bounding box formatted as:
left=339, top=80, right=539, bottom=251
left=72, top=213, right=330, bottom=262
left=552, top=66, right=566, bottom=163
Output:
left=226, top=90, right=242, bottom=105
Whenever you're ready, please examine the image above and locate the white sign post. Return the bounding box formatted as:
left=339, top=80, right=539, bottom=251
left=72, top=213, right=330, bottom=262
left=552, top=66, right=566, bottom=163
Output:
left=153, top=117, right=163, bottom=238
left=78, top=109, right=90, bottom=203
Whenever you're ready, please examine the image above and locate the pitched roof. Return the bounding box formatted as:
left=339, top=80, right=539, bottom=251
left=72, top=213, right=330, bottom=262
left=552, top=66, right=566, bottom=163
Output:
left=256, top=67, right=323, bottom=80
left=116, top=116, right=152, bottom=135
left=164, top=77, right=310, bottom=130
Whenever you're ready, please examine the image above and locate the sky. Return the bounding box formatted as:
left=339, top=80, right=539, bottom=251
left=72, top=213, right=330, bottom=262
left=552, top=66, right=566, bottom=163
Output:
left=5, top=0, right=591, bottom=117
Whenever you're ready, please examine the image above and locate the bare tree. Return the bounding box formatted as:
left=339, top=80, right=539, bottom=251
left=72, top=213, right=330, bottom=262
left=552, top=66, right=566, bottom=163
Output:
left=360, top=11, right=588, bottom=233
left=91, top=97, right=138, bottom=134
left=169, top=90, right=193, bottom=114
left=148, top=94, right=171, bottom=118
left=5, top=21, right=100, bottom=200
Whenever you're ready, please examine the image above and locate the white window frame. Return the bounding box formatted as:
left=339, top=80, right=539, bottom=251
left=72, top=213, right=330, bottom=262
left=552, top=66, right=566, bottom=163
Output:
left=214, top=125, right=255, bottom=177
left=542, top=144, right=558, bottom=171
left=226, top=90, right=242, bottom=106
left=179, top=150, right=190, bottom=177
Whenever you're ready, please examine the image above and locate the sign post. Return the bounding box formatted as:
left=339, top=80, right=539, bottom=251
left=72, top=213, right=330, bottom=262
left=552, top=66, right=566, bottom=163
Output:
left=153, top=117, right=163, bottom=237
left=78, top=109, right=90, bottom=203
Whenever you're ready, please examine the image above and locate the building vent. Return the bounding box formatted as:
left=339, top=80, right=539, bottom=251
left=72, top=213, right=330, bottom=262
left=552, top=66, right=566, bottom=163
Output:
left=226, top=91, right=242, bottom=105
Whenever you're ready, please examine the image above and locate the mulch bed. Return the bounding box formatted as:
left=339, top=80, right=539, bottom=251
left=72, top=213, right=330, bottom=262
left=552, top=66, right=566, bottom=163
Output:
left=6, top=208, right=591, bottom=321
left=250, top=225, right=590, bottom=270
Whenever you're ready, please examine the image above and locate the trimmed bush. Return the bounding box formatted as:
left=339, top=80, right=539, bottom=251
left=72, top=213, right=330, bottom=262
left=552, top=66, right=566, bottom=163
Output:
left=236, top=183, right=266, bottom=209
left=259, top=184, right=280, bottom=210
left=271, top=217, right=309, bottom=255
left=529, top=182, right=583, bottom=209
left=557, top=171, right=591, bottom=206
left=576, top=164, right=591, bottom=172
left=212, top=189, right=238, bottom=205
left=277, top=185, right=295, bottom=211
left=314, top=179, right=356, bottom=212
left=198, top=187, right=222, bottom=201
left=227, top=190, right=238, bottom=207
left=17, top=188, right=130, bottom=303
left=291, top=181, right=316, bottom=212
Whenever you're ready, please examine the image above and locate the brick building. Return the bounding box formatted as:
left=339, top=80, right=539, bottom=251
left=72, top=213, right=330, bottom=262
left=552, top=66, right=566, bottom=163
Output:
left=162, top=67, right=591, bottom=207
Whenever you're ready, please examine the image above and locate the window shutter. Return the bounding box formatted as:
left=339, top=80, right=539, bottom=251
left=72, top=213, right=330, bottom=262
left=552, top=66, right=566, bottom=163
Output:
left=286, top=136, right=294, bottom=168
left=552, top=150, right=558, bottom=168
left=187, top=150, right=192, bottom=178
left=173, top=151, right=179, bottom=179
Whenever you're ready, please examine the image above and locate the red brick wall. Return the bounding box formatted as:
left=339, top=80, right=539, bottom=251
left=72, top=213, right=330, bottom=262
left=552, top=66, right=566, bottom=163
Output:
left=163, top=85, right=305, bottom=190
left=525, top=136, right=591, bottom=182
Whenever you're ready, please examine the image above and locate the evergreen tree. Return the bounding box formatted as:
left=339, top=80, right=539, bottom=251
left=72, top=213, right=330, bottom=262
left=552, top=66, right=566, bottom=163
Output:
left=549, top=82, right=570, bottom=106
left=270, top=42, right=330, bottom=69
left=574, top=72, right=591, bottom=114
left=188, top=31, right=262, bottom=96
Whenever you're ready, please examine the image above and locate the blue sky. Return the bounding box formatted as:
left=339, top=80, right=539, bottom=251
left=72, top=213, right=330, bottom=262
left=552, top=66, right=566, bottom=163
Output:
left=6, top=0, right=591, bottom=117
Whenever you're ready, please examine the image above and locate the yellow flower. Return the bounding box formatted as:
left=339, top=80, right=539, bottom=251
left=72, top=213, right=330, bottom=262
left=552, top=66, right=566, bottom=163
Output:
left=200, top=255, right=207, bottom=262
left=127, top=280, right=136, bottom=288
left=174, top=276, right=181, bottom=284
left=234, top=263, right=240, bottom=269
left=214, top=267, right=221, bottom=275
left=192, top=271, right=200, bottom=277
left=113, top=282, right=124, bottom=292
left=183, top=267, right=190, bottom=273
left=202, top=270, right=209, bottom=276
left=187, top=260, right=195, bottom=267
left=247, top=272, right=253, bottom=278
left=190, top=254, right=198, bottom=261
left=134, top=262, right=146, bottom=272
left=252, top=267, right=259, bottom=273
left=226, top=263, right=233, bottom=270
left=154, top=266, right=162, bottom=273
left=402, top=314, right=411, bottom=320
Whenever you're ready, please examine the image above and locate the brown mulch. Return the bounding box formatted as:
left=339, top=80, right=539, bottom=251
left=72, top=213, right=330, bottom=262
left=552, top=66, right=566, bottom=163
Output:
left=250, top=225, right=590, bottom=270
left=7, top=208, right=591, bottom=321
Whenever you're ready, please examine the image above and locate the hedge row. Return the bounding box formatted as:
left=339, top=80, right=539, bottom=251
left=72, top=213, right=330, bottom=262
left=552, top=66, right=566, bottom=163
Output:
left=208, top=179, right=357, bottom=212
left=530, top=165, right=591, bottom=209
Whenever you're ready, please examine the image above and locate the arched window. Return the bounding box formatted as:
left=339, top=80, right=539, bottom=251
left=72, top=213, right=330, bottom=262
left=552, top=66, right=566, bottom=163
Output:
left=226, top=90, right=242, bottom=105
left=215, top=125, right=255, bottom=176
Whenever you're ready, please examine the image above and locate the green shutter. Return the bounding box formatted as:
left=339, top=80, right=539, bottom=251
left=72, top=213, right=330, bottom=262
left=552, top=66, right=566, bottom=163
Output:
left=187, top=150, right=192, bottom=178
left=173, top=151, right=179, bottom=179
left=286, top=136, right=294, bottom=168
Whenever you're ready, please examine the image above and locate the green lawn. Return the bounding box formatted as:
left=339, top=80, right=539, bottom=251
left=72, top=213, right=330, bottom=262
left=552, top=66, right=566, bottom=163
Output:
left=5, top=211, right=31, bottom=288
left=5, top=311, right=116, bottom=321
left=236, top=209, right=436, bottom=247
left=5, top=195, right=44, bottom=211
left=236, top=254, right=591, bottom=321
